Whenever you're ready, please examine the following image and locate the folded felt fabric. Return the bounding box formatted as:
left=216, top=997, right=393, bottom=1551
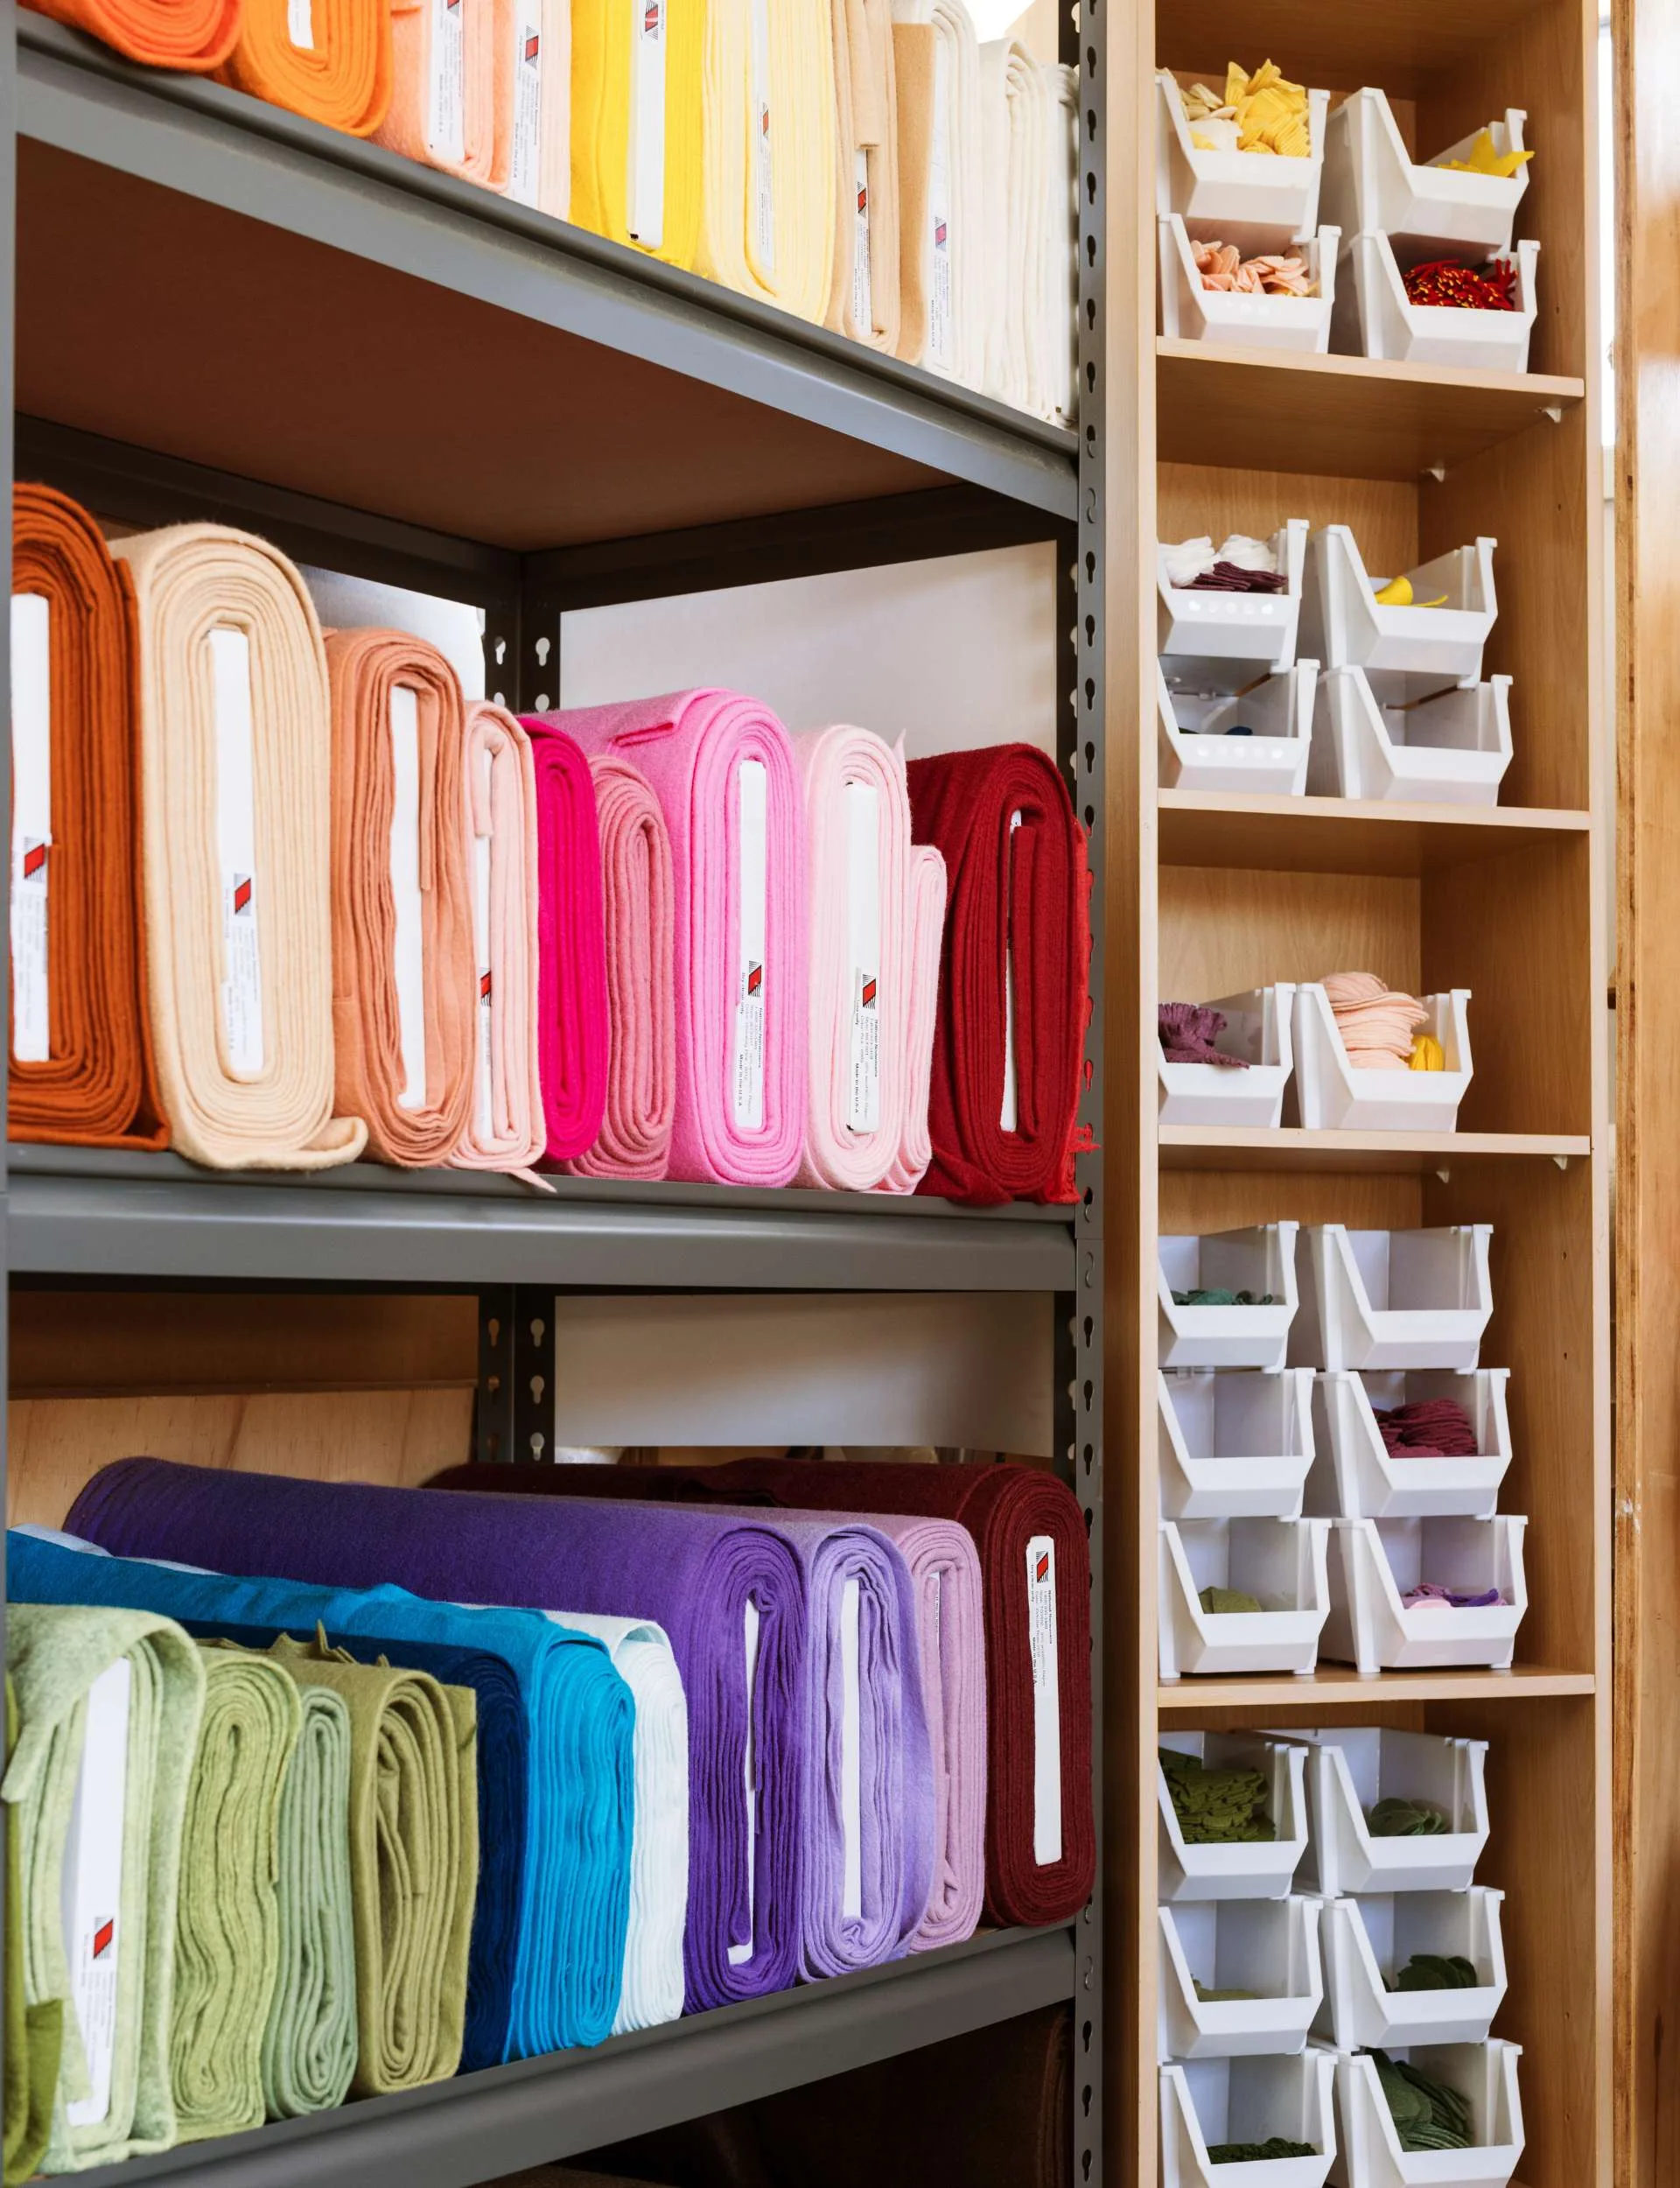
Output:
left=906, top=742, right=1090, bottom=1204
left=455, top=702, right=545, bottom=1176
left=499, top=0, right=570, bottom=217
left=4, top=1680, right=61, bottom=2188
left=892, top=0, right=984, bottom=382
left=693, top=0, right=836, bottom=323
left=565, top=754, right=676, bottom=1180
left=1041, top=65, right=1078, bottom=425
left=326, top=628, right=476, bottom=1166
left=551, top=692, right=808, bottom=1187
left=10, top=485, right=166, bottom=1152
left=978, top=41, right=1048, bottom=414
left=1321, top=971, right=1430, bottom=1069
left=4, top=1605, right=206, bottom=2175
left=113, top=524, right=367, bottom=1171
left=12, top=1524, right=635, bottom=2066
left=879, top=843, right=949, bottom=1194
left=373, top=0, right=504, bottom=183
left=519, top=714, right=611, bottom=1163
left=827, top=0, right=901, bottom=351
left=569, top=0, right=705, bottom=269
left=1159, top=1001, right=1248, bottom=1067
left=260, top=1678, right=357, bottom=2120
left=1376, top=1398, right=1478, bottom=1457
left=1161, top=533, right=1278, bottom=587
left=22, top=0, right=239, bottom=69
left=218, top=0, right=392, bottom=132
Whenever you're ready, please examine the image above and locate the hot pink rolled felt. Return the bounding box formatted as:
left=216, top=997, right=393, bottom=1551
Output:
left=520, top=714, right=609, bottom=1163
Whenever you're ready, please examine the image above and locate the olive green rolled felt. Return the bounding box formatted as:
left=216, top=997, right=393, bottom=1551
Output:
left=261, top=1684, right=359, bottom=2119
left=4, top=1677, right=61, bottom=2187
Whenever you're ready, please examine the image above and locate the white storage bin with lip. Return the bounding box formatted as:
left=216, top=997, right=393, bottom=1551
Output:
left=1308, top=668, right=1513, bottom=807
left=1155, top=70, right=1332, bottom=245
left=1290, top=1227, right=1494, bottom=1373
left=1300, top=528, right=1497, bottom=684
left=1289, top=985, right=1473, bottom=1134
left=1319, top=93, right=1530, bottom=258
left=1306, top=1370, right=1512, bottom=1521
left=1159, top=985, right=1298, bottom=1128
left=1285, top=1729, right=1490, bottom=1898
left=1322, top=1515, right=1528, bottom=1676
left=1328, top=2042, right=1524, bottom=2188
left=1160, top=1369, right=1317, bottom=1520
left=1160, top=215, right=1341, bottom=354
left=1158, top=659, right=1318, bottom=796
left=1158, top=1732, right=1311, bottom=1903
left=1159, top=520, right=1309, bottom=682
left=1315, top=1890, right=1507, bottom=2051
left=1162, top=2053, right=1338, bottom=2188
left=1160, top=1517, right=1333, bottom=1679
left=1160, top=1897, right=1326, bottom=2060
left=1332, top=234, right=1539, bottom=374
left=1161, top=1224, right=1301, bottom=1370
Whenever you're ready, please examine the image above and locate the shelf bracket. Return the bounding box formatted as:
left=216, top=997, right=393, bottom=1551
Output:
left=474, top=1285, right=557, bottom=1463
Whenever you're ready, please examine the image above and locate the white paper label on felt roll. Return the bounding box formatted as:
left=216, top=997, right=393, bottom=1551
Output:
left=999, top=809, right=1023, bottom=1133
left=841, top=1574, right=863, bottom=1919
left=727, top=1594, right=762, bottom=1967
left=852, top=148, right=872, bottom=333
left=508, top=8, right=543, bottom=207
left=626, top=0, right=667, bottom=248
left=732, top=758, right=768, bottom=1133
left=928, top=38, right=953, bottom=369
left=749, top=0, right=775, bottom=277
left=287, top=0, right=314, bottom=48
left=61, top=1657, right=132, bottom=2130
left=844, top=779, right=882, bottom=1134
left=1026, top=1533, right=1062, bottom=1867
left=211, top=627, right=265, bottom=1077
left=429, top=0, right=467, bottom=167
left=472, top=751, right=494, bottom=1141
left=388, top=687, right=429, bottom=1111
left=10, top=593, right=52, bottom=1066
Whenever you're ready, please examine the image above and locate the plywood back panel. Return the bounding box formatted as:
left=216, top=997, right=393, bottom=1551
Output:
left=1160, top=866, right=1420, bottom=1002
left=1158, top=465, right=1418, bottom=579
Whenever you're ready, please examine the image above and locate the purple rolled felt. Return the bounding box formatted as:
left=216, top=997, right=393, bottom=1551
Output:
left=64, top=1456, right=807, bottom=2011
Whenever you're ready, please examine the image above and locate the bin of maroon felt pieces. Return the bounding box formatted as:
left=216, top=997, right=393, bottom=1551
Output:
left=1306, top=1370, right=1513, bottom=1521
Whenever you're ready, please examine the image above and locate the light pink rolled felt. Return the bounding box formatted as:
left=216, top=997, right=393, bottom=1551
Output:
left=452, top=702, right=544, bottom=1176
left=879, top=843, right=948, bottom=1196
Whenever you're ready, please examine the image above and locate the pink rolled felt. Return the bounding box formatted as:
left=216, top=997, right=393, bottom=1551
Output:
left=543, top=692, right=807, bottom=1188
left=520, top=714, right=609, bottom=1163
left=880, top=845, right=948, bottom=1196
left=562, top=754, right=676, bottom=1182
left=453, top=702, right=544, bottom=1176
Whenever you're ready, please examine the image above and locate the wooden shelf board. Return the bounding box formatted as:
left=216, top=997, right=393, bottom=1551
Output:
left=1156, top=341, right=1585, bottom=482
left=1158, top=1666, right=1597, bottom=1715
left=1157, top=793, right=1592, bottom=878
left=1158, top=1127, right=1591, bottom=1174
left=1156, top=0, right=1558, bottom=98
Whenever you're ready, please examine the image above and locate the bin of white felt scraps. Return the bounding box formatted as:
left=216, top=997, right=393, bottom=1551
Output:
left=1333, top=234, right=1539, bottom=374
left=1291, top=1226, right=1494, bottom=1374
left=1324, top=1514, right=1528, bottom=1675
left=1160, top=522, right=1309, bottom=678
left=1161, top=1224, right=1300, bottom=1370
left=1162, top=2054, right=1338, bottom=2188
left=1160, top=1368, right=1316, bottom=1520
left=1158, top=1732, right=1311, bottom=1902
left=1308, top=668, right=1513, bottom=807
left=1291, top=985, right=1473, bottom=1133
left=1306, top=1370, right=1512, bottom=1522
left=1284, top=1728, right=1490, bottom=1898
left=1158, top=658, right=1317, bottom=795
left=1300, top=528, right=1497, bottom=683
left=1161, top=215, right=1340, bottom=353
left=1159, top=1516, right=1333, bottom=1678
left=1155, top=68, right=1331, bottom=242
left=1160, top=1897, right=1325, bottom=2059
left=1316, top=1889, right=1507, bottom=2051
left=1159, top=985, right=1298, bottom=1128
left=1320, top=93, right=1531, bottom=257
left=1328, top=2043, right=1524, bottom=2188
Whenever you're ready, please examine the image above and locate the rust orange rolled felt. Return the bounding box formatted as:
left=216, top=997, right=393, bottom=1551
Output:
left=9, top=484, right=168, bottom=1152
left=24, top=0, right=242, bottom=71
left=325, top=628, right=476, bottom=1166
left=217, top=0, right=393, bottom=135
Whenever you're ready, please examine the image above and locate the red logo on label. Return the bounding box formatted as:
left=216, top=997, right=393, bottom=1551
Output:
left=92, top=1919, right=115, bottom=1961
left=935, top=221, right=948, bottom=248
left=746, top=964, right=763, bottom=998
left=524, top=30, right=539, bottom=57
left=861, top=978, right=877, bottom=1008
left=1034, top=1552, right=1049, bottom=1584
left=21, top=842, right=46, bottom=880
left=857, top=186, right=868, bottom=215
left=480, top=971, right=493, bottom=1001
left=643, top=1, right=659, bottom=29
left=233, top=876, right=253, bottom=915
left=761, top=109, right=771, bottom=136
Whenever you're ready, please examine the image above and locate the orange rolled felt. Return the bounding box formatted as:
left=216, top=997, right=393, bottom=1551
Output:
left=218, top=0, right=393, bottom=136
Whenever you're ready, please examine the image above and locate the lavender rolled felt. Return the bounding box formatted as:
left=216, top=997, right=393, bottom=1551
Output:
left=64, top=1458, right=808, bottom=2013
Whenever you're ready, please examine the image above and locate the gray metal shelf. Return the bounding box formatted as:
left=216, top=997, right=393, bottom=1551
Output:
left=58, top=1925, right=1076, bottom=2188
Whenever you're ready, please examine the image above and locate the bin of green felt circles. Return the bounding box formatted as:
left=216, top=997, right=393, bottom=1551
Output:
left=1158, top=1734, right=1312, bottom=1903
left=1159, top=1897, right=1326, bottom=2059
left=1315, top=1890, right=1507, bottom=2051
left=1160, top=1518, right=1333, bottom=1679
left=1160, top=1225, right=1301, bottom=1371
left=1328, top=2043, right=1524, bottom=2188
left=1305, top=1371, right=1512, bottom=1523
left=1158, top=659, right=1318, bottom=797
left=1282, top=1729, right=1491, bottom=1898
left=1159, top=1369, right=1317, bottom=1521
left=1161, top=2054, right=1338, bottom=2188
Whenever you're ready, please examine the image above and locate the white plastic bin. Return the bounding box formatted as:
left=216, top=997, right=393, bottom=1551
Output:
left=1160, top=1897, right=1326, bottom=2060
left=1308, top=668, right=1513, bottom=807
left=1159, top=522, right=1310, bottom=681
left=1162, top=2054, right=1338, bottom=2188
left=1290, top=1227, right=1494, bottom=1373
left=1328, top=2042, right=1523, bottom=2188
left=1160, top=986, right=1298, bottom=1127
left=1161, top=215, right=1341, bottom=354
left=1160, top=1369, right=1317, bottom=1520
left=1323, top=1516, right=1528, bottom=1675
left=1158, top=658, right=1317, bottom=795
left=1155, top=70, right=1332, bottom=245
left=1161, top=1224, right=1301, bottom=1371
left=1290, top=986, right=1473, bottom=1133
left=1300, top=528, right=1497, bottom=684
left=1316, top=1890, right=1507, bottom=2051
left=1319, top=92, right=1530, bottom=257
left=1333, top=233, right=1539, bottom=374
left=1158, top=1732, right=1312, bottom=1902
left=1286, top=1729, right=1490, bottom=1898
left=1160, top=1517, right=1333, bottom=1679
left=1306, top=1370, right=1512, bottom=1521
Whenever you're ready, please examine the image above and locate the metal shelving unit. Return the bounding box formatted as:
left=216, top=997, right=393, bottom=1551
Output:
left=0, top=10, right=1109, bottom=2185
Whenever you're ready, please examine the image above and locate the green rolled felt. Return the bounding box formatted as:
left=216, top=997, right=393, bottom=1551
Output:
left=172, top=1649, right=301, bottom=2143
left=1198, top=1586, right=1264, bottom=1616
left=1371, top=2050, right=1474, bottom=2151
left=1367, top=1796, right=1449, bottom=1837
left=1394, top=1953, right=1479, bottom=1992
left=4, top=1678, right=62, bottom=2187
left=1207, top=2140, right=1316, bottom=2163
left=261, top=1683, right=358, bottom=2120
left=3, top=1602, right=206, bottom=2172
left=1159, top=1748, right=1276, bottom=1844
